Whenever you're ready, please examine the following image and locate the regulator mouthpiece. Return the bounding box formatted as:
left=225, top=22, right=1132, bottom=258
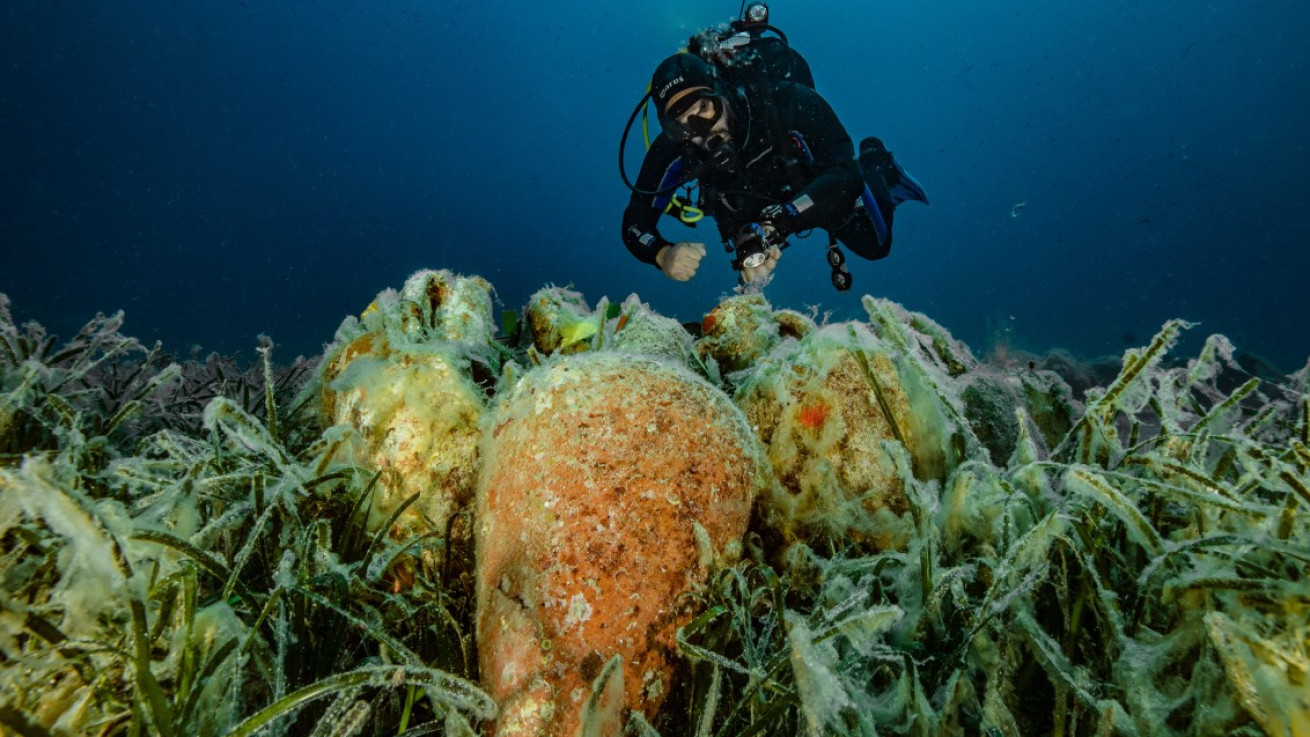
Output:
left=705, top=134, right=737, bottom=172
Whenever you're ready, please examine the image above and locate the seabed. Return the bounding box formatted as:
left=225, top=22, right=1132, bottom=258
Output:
left=1, top=271, right=1307, bottom=737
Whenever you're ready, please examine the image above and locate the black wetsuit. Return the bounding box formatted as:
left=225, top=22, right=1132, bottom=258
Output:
left=622, top=79, right=891, bottom=270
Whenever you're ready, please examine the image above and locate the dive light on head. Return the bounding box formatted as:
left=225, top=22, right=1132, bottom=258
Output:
left=743, top=2, right=769, bottom=25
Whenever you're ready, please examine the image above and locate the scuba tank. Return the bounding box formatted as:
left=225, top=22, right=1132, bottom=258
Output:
left=689, top=2, right=814, bottom=92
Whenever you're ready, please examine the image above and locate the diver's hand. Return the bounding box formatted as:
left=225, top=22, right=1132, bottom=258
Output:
left=741, top=245, right=782, bottom=284
left=657, top=242, right=707, bottom=281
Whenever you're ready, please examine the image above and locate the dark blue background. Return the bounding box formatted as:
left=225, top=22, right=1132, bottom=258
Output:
left=3, top=0, right=1308, bottom=369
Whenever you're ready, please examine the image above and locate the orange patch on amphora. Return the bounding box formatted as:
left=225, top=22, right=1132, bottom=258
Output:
left=476, top=354, right=759, bottom=736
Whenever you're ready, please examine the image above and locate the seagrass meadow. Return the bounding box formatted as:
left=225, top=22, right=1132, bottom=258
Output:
left=1, top=271, right=1307, bottom=737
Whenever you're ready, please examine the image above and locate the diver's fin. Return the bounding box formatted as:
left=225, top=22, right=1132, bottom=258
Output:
left=860, top=172, right=893, bottom=247
left=888, top=160, right=929, bottom=206
left=858, top=136, right=929, bottom=207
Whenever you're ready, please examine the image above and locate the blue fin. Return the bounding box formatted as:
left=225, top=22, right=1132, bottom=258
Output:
left=859, top=136, right=929, bottom=207
left=860, top=183, right=891, bottom=246
left=888, top=161, right=929, bottom=206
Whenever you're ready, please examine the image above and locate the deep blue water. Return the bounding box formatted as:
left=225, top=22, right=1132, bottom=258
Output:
left=4, top=0, right=1308, bottom=370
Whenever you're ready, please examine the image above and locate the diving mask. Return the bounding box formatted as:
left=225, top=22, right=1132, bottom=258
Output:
left=663, top=94, right=725, bottom=142
left=664, top=94, right=738, bottom=172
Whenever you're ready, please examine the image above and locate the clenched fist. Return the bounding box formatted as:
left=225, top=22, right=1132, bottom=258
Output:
left=656, top=242, right=707, bottom=281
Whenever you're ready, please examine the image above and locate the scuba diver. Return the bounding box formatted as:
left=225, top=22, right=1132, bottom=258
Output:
left=619, top=1, right=929, bottom=291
